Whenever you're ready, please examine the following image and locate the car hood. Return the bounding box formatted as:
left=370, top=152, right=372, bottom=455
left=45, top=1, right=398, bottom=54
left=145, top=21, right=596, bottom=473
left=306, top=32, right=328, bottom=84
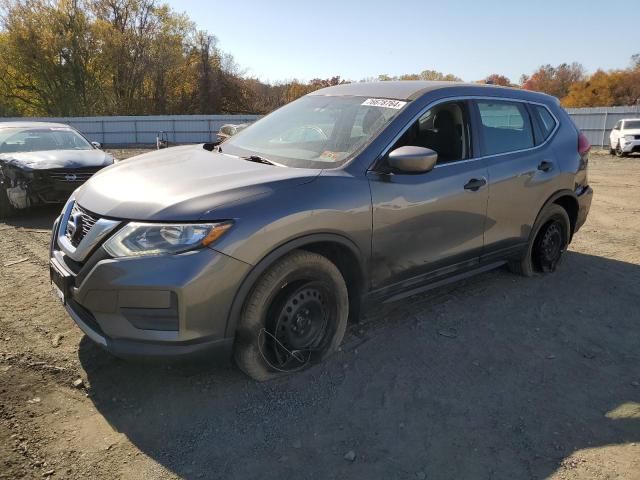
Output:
left=623, top=129, right=640, bottom=136
left=74, top=145, right=322, bottom=220
left=0, top=149, right=113, bottom=170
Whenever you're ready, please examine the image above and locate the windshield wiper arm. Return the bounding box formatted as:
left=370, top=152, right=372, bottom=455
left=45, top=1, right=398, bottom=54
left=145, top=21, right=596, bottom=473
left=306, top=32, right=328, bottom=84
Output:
left=242, top=155, right=275, bottom=166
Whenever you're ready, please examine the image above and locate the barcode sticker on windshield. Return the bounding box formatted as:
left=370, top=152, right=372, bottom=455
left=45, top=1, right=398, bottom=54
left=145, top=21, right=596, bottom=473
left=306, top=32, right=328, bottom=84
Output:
left=362, top=98, right=407, bottom=109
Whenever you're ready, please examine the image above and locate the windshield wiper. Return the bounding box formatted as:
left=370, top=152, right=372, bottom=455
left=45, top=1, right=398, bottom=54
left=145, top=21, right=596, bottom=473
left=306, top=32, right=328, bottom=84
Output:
left=242, top=155, right=276, bottom=166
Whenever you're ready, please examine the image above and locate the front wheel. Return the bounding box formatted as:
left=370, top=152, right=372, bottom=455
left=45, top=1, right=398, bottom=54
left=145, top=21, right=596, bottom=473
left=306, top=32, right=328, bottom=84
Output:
left=509, top=204, right=570, bottom=277
left=234, top=250, right=349, bottom=381
left=615, top=142, right=627, bottom=158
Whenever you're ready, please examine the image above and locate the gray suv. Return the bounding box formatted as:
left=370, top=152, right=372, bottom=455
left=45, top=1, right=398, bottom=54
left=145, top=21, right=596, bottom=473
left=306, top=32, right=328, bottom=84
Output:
left=49, top=81, right=593, bottom=380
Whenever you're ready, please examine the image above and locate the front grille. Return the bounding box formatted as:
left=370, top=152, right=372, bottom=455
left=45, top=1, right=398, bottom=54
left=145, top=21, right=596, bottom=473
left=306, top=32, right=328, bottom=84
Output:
left=635, top=135, right=640, bottom=140
left=48, top=167, right=101, bottom=183
left=66, top=203, right=101, bottom=247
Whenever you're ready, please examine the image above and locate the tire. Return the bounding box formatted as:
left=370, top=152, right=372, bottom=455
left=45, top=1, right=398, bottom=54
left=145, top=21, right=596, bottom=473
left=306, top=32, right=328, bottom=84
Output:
left=615, top=142, right=627, bottom=158
left=0, top=186, right=16, bottom=219
left=508, top=204, right=571, bottom=277
left=234, top=250, right=349, bottom=381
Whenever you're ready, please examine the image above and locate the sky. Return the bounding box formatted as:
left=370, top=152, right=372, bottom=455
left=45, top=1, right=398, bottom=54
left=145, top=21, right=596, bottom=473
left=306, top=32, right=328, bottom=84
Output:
left=166, top=0, right=640, bottom=84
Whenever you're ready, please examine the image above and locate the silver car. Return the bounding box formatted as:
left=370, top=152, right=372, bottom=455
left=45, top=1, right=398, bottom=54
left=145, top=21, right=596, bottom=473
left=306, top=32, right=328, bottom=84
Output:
left=49, top=81, right=593, bottom=381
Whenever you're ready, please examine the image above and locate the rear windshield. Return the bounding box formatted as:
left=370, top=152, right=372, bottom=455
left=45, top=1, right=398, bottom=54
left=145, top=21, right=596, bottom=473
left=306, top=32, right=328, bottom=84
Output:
left=0, top=127, right=92, bottom=154
left=221, top=95, right=406, bottom=168
left=624, top=120, right=640, bottom=130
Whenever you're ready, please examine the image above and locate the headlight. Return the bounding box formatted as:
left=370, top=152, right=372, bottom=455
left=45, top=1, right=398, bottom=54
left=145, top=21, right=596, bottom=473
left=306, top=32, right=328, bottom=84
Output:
left=103, top=222, right=232, bottom=258
left=624, top=135, right=635, bottom=141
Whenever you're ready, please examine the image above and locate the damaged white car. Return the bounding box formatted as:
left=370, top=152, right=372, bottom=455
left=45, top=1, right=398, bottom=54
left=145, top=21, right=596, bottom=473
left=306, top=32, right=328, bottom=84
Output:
left=0, top=122, right=114, bottom=218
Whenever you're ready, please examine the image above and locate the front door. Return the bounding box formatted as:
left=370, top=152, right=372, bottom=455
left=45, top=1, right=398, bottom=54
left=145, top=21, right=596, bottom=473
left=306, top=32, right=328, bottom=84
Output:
left=368, top=100, right=489, bottom=291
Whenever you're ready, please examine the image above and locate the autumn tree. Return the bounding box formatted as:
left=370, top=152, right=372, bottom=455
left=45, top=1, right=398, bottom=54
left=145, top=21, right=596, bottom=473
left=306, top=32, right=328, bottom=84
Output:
left=418, top=70, right=461, bottom=81
left=377, top=70, right=462, bottom=82
left=563, top=58, right=640, bottom=107
left=520, top=62, right=585, bottom=99
left=89, top=0, right=194, bottom=114
left=308, top=76, right=345, bottom=89
left=562, top=70, right=616, bottom=107
left=482, top=74, right=511, bottom=86
left=0, top=0, right=99, bottom=115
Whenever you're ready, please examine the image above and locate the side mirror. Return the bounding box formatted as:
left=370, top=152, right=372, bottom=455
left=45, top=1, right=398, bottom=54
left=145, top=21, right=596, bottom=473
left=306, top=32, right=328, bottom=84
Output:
left=91, top=141, right=102, bottom=149
left=388, top=146, right=438, bottom=173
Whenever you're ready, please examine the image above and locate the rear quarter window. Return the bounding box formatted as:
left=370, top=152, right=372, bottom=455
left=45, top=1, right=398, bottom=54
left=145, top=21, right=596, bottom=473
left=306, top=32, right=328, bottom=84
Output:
left=531, top=105, right=557, bottom=144
left=476, top=101, right=534, bottom=155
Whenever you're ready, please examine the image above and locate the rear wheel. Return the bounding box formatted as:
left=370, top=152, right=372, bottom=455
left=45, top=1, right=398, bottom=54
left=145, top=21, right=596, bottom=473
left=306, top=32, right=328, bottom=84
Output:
left=234, top=250, right=349, bottom=381
left=509, top=204, right=570, bottom=277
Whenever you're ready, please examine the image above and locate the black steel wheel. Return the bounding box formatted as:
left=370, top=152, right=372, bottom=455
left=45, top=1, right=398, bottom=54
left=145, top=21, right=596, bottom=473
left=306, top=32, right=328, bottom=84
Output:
left=532, top=220, right=565, bottom=272
left=264, top=281, right=336, bottom=372
left=234, top=250, right=349, bottom=381
left=508, top=204, right=570, bottom=277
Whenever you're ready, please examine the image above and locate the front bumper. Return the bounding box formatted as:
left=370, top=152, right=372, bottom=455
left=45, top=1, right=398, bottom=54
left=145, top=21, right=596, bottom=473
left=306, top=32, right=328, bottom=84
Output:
left=50, top=217, right=250, bottom=358
left=575, top=185, right=593, bottom=233
left=620, top=139, right=640, bottom=153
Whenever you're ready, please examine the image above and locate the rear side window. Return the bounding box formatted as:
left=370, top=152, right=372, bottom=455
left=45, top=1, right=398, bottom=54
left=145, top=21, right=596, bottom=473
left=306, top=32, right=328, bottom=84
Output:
left=531, top=105, right=557, bottom=143
left=476, top=101, right=534, bottom=155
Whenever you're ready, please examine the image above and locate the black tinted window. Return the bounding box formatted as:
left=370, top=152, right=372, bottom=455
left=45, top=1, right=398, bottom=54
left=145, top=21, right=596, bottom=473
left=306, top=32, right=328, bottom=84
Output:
left=391, top=101, right=471, bottom=163
left=476, top=101, right=534, bottom=155
left=533, top=105, right=557, bottom=142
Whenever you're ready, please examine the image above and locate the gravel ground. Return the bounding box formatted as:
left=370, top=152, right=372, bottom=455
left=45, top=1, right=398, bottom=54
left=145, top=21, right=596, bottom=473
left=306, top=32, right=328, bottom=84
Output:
left=1, top=151, right=639, bottom=480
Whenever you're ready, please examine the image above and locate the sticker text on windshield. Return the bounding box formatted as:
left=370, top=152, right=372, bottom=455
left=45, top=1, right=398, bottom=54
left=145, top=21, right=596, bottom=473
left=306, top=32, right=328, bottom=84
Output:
left=361, top=98, right=407, bottom=109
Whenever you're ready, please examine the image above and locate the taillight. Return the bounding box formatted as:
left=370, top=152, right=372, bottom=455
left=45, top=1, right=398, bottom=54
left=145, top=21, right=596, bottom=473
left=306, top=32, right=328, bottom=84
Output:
left=578, top=131, right=591, bottom=155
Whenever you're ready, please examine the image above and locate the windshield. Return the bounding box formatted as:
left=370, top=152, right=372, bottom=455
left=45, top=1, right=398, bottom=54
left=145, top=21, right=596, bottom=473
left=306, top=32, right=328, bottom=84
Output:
left=624, top=120, right=640, bottom=130
left=221, top=95, right=406, bottom=168
left=0, top=127, right=93, bottom=154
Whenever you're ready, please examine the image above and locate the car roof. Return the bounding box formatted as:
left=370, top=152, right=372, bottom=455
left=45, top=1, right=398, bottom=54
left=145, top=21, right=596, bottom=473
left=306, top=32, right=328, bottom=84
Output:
left=0, top=121, right=72, bottom=129
left=622, top=118, right=640, bottom=122
left=309, top=80, right=555, bottom=103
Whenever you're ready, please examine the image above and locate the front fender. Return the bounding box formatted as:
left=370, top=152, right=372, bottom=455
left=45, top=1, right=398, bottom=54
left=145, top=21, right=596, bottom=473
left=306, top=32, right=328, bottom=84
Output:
left=199, top=172, right=373, bottom=337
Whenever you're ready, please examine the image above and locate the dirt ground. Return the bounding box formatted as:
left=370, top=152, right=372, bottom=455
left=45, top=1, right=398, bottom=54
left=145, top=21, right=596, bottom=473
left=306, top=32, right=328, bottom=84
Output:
left=1, top=150, right=639, bottom=480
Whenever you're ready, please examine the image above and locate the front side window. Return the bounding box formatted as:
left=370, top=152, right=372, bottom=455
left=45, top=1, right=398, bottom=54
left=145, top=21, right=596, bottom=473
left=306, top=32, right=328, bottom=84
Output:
left=221, top=95, right=404, bottom=168
left=0, top=127, right=93, bottom=154
left=476, top=101, right=534, bottom=155
left=390, top=101, right=471, bottom=163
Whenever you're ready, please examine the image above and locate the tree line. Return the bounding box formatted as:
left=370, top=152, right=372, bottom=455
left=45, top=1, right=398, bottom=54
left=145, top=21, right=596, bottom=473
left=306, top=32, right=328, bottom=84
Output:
left=0, top=0, right=638, bottom=118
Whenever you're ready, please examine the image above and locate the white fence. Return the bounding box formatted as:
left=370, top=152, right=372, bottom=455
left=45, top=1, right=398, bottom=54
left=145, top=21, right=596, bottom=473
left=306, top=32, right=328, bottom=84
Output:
left=2, top=107, right=639, bottom=147
left=0, top=114, right=261, bottom=146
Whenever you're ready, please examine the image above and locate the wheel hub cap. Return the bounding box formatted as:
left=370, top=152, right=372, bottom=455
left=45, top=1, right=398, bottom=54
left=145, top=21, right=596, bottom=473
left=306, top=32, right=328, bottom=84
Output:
left=268, top=284, right=330, bottom=368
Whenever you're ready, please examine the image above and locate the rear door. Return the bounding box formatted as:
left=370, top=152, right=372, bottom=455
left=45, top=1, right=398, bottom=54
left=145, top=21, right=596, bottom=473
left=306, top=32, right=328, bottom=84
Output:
left=474, top=99, right=561, bottom=258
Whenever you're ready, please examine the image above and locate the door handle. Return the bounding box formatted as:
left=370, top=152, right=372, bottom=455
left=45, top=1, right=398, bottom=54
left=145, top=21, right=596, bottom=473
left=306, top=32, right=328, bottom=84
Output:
left=538, top=161, right=553, bottom=172
left=464, top=178, right=487, bottom=191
